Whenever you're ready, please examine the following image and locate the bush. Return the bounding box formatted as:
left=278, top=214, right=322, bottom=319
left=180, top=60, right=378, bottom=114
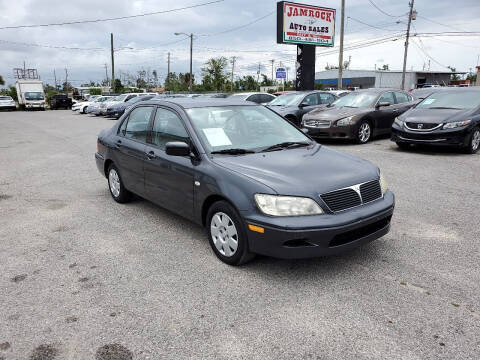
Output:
left=0, top=86, right=18, bottom=101
left=89, top=88, right=102, bottom=95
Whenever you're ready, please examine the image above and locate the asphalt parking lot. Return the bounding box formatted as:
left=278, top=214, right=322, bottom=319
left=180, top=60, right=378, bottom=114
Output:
left=1, top=110, right=479, bottom=360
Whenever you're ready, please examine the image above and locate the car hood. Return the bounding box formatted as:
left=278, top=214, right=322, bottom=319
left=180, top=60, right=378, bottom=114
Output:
left=399, top=108, right=473, bottom=124
left=304, top=106, right=371, bottom=120
left=212, top=145, right=379, bottom=196
left=267, top=105, right=299, bottom=115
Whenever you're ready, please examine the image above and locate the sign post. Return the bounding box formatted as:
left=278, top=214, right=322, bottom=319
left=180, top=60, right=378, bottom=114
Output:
left=276, top=66, right=287, bottom=91
left=277, top=1, right=336, bottom=91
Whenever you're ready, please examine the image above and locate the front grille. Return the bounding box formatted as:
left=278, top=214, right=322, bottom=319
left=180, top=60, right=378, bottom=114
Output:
left=360, top=180, right=382, bottom=203
left=320, top=180, right=382, bottom=212
left=304, top=119, right=331, bottom=128
left=320, top=188, right=361, bottom=212
left=405, top=122, right=440, bottom=131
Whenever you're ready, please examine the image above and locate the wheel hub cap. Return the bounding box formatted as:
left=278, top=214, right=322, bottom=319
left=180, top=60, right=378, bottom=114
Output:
left=472, top=130, right=480, bottom=151
left=108, top=169, right=120, bottom=197
left=359, top=123, right=371, bottom=143
left=210, top=212, right=238, bottom=257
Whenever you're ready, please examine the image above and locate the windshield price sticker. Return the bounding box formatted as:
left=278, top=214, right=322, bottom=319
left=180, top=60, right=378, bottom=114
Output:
left=423, top=99, right=436, bottom=105
left=203, top=128, right=232, bottom=147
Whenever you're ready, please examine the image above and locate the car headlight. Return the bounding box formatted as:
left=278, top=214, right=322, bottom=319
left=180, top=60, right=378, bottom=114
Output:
left=442, top=120, right=471, bottom=129
left=254, top=194, right=324, bottom=216
left=393, top=117, right=404, bottom=127
left=379, top=172, right=388, bottom=196
left=336, top=115, right=355, bottom=126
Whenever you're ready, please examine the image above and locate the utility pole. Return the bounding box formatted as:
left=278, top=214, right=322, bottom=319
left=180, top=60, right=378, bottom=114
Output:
left=270, top=59, right=275, bottom=84
left=111, top=33, right=115, bottom=93
left=189, top=33, right=193, bottom=93
left=337, top=0, right=345, bottom=90
left=53, top=69, right=57, bottom=89
left=230, top=56, right=236, bottom=92
left=257, top=63, right=261, bottom=90
left=104, top=64, right=109, bottom=86
left=167, top=52, right=170, bottom=90
left=64, top=68, right=68, bottom=94
left=401, top=0, right=415, bottom=90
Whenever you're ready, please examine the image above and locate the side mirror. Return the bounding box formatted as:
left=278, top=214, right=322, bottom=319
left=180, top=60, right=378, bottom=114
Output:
left=376, top=101, right=390, bottom=108
left=165, top=141, right=190, bottom=156
left=299, top=102, right=308, bottom=108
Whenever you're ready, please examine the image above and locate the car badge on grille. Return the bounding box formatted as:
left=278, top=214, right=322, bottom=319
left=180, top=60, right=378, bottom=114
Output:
left=417, top=123, right=423, bottom=129
left=351, top=184, right=362, bottom=197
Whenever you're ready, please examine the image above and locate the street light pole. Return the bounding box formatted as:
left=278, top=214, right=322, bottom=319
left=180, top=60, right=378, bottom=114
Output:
left=175, top=32, right=194, bottom=93
left=401, top=0, right=415, bottom=90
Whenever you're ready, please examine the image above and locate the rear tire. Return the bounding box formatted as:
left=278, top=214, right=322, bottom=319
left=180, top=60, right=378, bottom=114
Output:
left=206, top=201, right=255, bottom=266
left=463, top=128, right=480, bottom=154
left=107, top=164, right=132, bottom=203
left=356, top=120, right=372, bottom=144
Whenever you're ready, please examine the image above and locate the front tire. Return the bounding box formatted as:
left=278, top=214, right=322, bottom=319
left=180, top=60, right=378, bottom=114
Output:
left=206, top=201, right=254, bottom=266
left=463, top=128, right=480, bottom=154
left=107, top=164, right=132, bottom=203
left=356, top=120, right=372, bottom=144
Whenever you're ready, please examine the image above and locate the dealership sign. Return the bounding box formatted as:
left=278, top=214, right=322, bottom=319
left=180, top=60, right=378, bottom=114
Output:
left=277, top=1, right=336, bottom=47
left=276, top=67, right=287, bottom=79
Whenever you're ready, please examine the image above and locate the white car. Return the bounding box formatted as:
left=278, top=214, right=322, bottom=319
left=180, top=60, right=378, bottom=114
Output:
left=72, top=95, right=101, bottom=113
left=228, top=92, right=276, bottom=105
left=0, top=96, right=16, bottom=110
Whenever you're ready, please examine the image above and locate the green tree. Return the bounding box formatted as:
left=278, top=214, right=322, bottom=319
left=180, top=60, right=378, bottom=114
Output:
left=201, top=57, right=228, bottom=91
left=466, top=71, right=477, bottom=83
left=378, top=64, right=389, bottom=71
left=260, top=74, right=273, bottom=86
left=0, top=74, right=4, bottom=86
left=447, top=66, right=460, bottom=81
left=0, top=85, right=18, bottom=101
left=114, top=78, right=124, bottom=93
left=89, top=88, right=102, bottom=95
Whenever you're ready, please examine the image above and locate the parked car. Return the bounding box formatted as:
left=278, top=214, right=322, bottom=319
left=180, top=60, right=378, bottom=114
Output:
left=0, top=96, right=16, bottom=111
left=327, top=90, right=351, bottom=98
left=95, top=98, right=394, bottom=265
left=228, top=92, right=276, bottom=105
left=105, top=95, right=156, bottom=119
left=49, top=94, right=73, bottom=110
left=72, top=95, right=101, bottom=113
left=267, top=91, right=338, bottom=126
left=87, top=96, right=116, bottom=115
left=391, top=88, right=480, bottom=154
left=15, top=80, right=45, bottom=110
left=99, top=93, right=142, bottom=115
left=302, top=89, right=415, bottom=144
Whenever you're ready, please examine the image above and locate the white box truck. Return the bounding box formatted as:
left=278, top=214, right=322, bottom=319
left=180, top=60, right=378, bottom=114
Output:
left=15, top=80, right=46, bottom=110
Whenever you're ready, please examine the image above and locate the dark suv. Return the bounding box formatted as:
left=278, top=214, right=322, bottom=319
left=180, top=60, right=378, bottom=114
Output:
left=49, top=94, right=72, bottom=110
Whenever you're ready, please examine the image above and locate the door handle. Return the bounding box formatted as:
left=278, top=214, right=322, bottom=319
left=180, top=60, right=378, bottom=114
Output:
left=146, top=150, right=156, bottom=159
left=114, top=139, right=122, bottom=148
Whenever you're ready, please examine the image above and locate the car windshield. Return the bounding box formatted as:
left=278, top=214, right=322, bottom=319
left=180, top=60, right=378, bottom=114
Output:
left=330, top=92, right=377, bottom=108
left=269, top=93, right=305, bottom=106
left=24, top=92, right=44, bottom=100
left=186, top=105, right=312, bottom=153
left=416, top=91, right=480, bottom=110
left=0, top=96, right=13, bottom=100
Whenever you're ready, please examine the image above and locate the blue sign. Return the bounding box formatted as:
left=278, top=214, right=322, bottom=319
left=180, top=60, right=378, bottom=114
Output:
left=276, top=67, right=287, bottom=79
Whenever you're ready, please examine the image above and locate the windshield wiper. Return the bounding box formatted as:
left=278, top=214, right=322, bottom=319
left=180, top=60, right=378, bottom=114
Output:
left=211, top=148, right=255, bottom=155
left=261, top=141, right=311, bottom=152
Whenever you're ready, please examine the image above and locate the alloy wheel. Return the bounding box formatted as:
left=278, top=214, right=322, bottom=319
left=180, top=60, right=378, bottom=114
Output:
left=210, top=212, right=238, bottom=257
left=359, top=122, right=371, bottom=143
left=472, top=129, right=480, bottom=152
left=108, top=169, right=120, bottom=198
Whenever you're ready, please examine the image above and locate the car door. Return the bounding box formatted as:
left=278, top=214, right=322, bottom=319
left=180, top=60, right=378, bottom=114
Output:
left=113, top=106, right=155, bottom=195
left=144, top=106, right=195, bottom=218
left=393, top=91, right=415, bottom=115
left=373, top=91, right=397, bottom=133
left=298, top=93, right=321, bottom=119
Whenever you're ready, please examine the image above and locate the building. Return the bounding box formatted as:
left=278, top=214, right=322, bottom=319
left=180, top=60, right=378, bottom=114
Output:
left=315, top=69, right=466, bottom=90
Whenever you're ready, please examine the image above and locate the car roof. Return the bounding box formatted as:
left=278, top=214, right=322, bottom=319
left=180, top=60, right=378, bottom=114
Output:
left=354, top=88, right=401, bottom=93
left=142, top=98, right=259, bottom=109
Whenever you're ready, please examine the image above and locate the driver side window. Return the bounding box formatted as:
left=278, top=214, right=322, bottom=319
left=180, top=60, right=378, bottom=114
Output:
left=303, top=94, right=319, bottom=106
left=378, top=92, right=395, bottom=105
left=119, top=106, right=154, bottom=143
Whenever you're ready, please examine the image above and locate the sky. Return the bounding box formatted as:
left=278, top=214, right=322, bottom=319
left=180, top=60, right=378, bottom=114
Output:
left=0, top=0, right=479, bottom=87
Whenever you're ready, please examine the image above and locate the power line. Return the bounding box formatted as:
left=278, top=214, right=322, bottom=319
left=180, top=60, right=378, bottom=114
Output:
left=199, top=10, right=275, bottom=37
left=367, top=0, right=406, bottom=18
left=0, top=0, right=224, bottom=30
left=416, top=15, right=467, bottom=32
left=347, top=16, right=404, bottom=32
left=0, top=39, right=104, bottom=51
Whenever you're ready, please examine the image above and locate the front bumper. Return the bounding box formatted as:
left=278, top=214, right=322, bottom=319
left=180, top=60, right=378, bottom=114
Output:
left=391, top=124, right=471, bottom=147
left=243, top=191, right=395, bottom=259
left=0, top=105, right=16, bottom=110
left=303, top=124, right=356, bottom=139
left=106, top=108, right=124, bottom=118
